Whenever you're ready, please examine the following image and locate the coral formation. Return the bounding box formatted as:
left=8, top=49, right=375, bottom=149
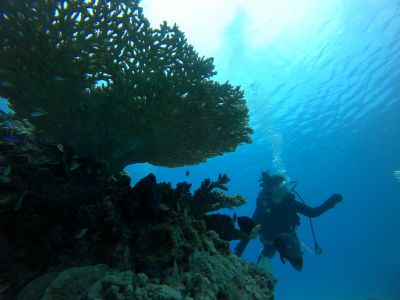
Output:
left=0, top=1, right=269, bottom=298
left=192, top=173, right=246, bottom=217
left=0, top=114, right=274, bottom=300
left=18, top=258, right=274, bottom=300
left=0, top=0, right=253, bottom=173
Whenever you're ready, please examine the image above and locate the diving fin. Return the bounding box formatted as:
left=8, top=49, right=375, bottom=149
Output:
left=258, top=255, right=273, bottom=273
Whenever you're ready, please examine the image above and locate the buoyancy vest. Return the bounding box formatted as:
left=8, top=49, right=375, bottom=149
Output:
left=258, top=192, right=301, bottom=241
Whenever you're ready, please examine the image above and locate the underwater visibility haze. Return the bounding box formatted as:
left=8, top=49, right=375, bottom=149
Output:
left=135, top=0, right=400, bottom=299
left=0, top=0, right=399, bottom=300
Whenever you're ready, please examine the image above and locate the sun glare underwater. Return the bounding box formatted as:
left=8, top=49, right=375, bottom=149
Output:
left=136, top=1, right=400, bottom=299
left=1, top=0, right=399, bottom=299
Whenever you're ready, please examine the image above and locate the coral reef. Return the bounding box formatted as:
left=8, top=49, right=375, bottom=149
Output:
left=0, top=114, right=274, bottom=300
left=0, top=0, right=253, bottom=173
left=18, top=257, right=274, bottom=300
left=192, top=174, right=246, bottom=217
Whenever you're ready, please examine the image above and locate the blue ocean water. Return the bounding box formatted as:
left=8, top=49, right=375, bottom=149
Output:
left=127, top=1, right=400, bottom=299
left=1, top=1, right=398, bottom=299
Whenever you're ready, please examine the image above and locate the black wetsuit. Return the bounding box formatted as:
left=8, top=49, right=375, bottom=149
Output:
left=235, top=189, right=342, bottom=257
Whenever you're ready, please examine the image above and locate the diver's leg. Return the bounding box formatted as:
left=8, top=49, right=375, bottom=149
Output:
left=258, top=255, right=273, bottom=273
left=257, top=242, right=276, bottom=273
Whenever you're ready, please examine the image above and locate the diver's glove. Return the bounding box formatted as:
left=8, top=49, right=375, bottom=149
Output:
left=326, top=193, right=343, bottom=209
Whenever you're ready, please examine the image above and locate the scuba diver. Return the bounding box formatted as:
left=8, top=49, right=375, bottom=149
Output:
left=234, top=171, right=343, bottom=271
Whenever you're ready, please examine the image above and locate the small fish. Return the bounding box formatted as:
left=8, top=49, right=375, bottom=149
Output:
left=14, top=190, right=27, bottom=211
left=185, top=170, right=189, bottom=176
left=180, top=92, right=189, bottom=99
left=1, top=164, right=11, bottom=177
left=0, top=176, right=11, bottom=184
left=0, top=194, right=13, bottom=206
left=0, top=163, right=11, bottom=183
left=158, top=203, right=170, bottom=211
left=394, top=170, right=400, bottom=182
left=0, top=282, right=11, bottom=294
left=54, top=75, right=66, bottom=81
left=56, top=143, right=64, bottom=152
left=89, top=42, right=100, bottom=50
left=1, top=134, right=22, bottom=144
left=30, top=108, right=48, bottom=117
left=1, top=120, right=17, bottom=129
left=0, top=81, right=13, bottom=88
left=80, top=103, right=89, bottom=111
left=233, top=212, right=237, bottom=222
left=75, top=228, right=88, bottom=239
left=67, top=160, right=81, bottom=171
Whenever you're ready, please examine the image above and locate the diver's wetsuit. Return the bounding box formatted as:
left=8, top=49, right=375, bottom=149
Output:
left=235, top=190, right=342, bottom=257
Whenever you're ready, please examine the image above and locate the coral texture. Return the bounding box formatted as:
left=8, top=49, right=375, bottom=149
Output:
left=0, top=0, right=253, bottom=173
left=18, top=259, right=274, bottom=300
left=0, top=114, right=274, bottom=300
left=192, top=173, right=246, bottom=216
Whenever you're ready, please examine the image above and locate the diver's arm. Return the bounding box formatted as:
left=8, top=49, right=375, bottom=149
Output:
left=294, top=193, right=343, bottom=218
left=235, top=207, right=262, bottom=257
left=252, top=191, right=268, bottom=223
left=252, top=205, right=265, bottom=224
left=234, top=237, right=250, bottom=257
left=235, top=192, right=266, bottom=257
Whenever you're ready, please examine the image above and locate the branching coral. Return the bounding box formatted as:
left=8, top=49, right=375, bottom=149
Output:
left=192, top=174, right=246, bottom=216
left=0, top=0, right=253, bottom=173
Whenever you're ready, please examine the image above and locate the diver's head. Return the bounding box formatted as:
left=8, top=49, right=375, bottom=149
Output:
left=259, top=172, right=289, bottom=204
left=271, top=182, right=289, bottom=204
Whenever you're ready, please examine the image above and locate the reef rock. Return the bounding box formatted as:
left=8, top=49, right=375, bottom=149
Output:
left=0, top=114, right=274, bottom=300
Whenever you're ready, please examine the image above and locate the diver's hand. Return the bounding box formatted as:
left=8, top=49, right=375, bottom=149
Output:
left=326, top=193, right=343, bottom=209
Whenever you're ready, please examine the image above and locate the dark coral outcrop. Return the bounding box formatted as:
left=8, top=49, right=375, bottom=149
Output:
left=0, top=114, right=274, bottom=300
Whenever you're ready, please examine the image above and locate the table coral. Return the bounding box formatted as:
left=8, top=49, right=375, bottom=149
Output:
left=0, top=0, right=253, bottom=173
